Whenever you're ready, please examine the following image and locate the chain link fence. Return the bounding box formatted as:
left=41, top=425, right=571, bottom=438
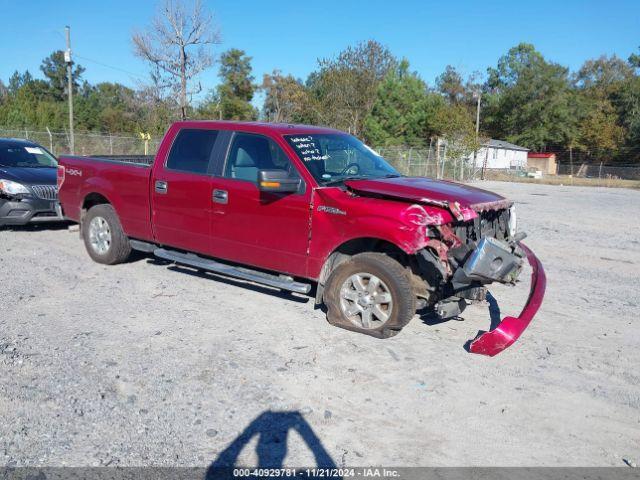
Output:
left=481, top=166, right=640, bottom=188
left=557, top=163, right=640, bottom=180
left=376, top=146, right=480, bottom=181
left=378, top=146, right=640, bottom=186
left=3, top=127, right=638, bottom=188
left=0, top=127, right=162, bottom=157
left=0, top=128, right=479, bottom=181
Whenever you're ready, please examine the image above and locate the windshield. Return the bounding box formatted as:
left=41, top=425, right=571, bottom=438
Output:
left=0, top=144, right=58, bottom=168
left=284, top=133, right=400, bottom=185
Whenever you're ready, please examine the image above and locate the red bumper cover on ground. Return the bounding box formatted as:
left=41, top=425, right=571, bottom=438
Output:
left=468, top=243, right=546, bottom=357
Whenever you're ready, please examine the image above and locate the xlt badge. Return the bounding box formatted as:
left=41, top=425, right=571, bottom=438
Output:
left=317, top=205, right=346, bottom=216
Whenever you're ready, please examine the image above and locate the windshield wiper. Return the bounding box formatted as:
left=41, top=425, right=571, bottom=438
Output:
left=322, top=174, right=403, bottom=186
left=322, top=175, right=370, bottom=186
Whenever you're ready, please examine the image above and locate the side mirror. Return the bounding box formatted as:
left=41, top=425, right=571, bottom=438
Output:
left=258, top=169, right=301, bottom=193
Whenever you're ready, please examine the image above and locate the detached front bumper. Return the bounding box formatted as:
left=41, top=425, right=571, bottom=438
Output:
left=468, top=243, right=546, bottom=356
left=0, top=197, right=64, bottom=226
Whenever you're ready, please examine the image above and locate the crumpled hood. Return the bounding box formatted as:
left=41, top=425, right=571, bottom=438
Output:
left=344, top=176, right=512, bottom=215
left=0, top=167, right=57, bottom=185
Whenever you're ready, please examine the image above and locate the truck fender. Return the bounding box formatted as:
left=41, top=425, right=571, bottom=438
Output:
left=80, top=177, right=115, bottom=209
left=313, top=234, right=416, bottom=305
left=314, top=250, right=351, bottom=305
left=78, top=182, right=115, bottom=236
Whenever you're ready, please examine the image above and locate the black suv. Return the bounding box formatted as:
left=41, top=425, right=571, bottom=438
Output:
left=0, top=138, right=64, bottom=227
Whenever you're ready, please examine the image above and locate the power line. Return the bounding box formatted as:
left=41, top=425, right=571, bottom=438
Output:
left=73, top=54, right=148, bottom=80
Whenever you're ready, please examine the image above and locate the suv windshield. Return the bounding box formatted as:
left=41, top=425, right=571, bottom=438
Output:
left=284, top=133, right=399, bottom=185
left=0, top=144, right=58, bottom=168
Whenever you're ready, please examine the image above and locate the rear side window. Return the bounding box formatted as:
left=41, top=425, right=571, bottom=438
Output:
left=166, top=129, right=219, bottom=174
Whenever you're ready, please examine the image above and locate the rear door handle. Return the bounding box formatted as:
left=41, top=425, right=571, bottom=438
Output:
left=155, top=180, right=168, bottom=194
left=212, top=189, right=228, bottom=204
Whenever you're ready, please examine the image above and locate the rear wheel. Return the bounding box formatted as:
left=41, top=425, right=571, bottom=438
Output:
left=82, top=204, right=131, bottom=265
left=324, top=252, right=416, bottom=338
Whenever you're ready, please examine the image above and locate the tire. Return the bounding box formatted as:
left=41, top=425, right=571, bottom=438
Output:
left=324, top=252, right=416, bottom=339
left=82, top=204, right=131, bottom=265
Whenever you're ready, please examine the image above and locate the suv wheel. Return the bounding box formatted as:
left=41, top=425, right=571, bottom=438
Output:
left=82, top=204, right=131, bottom=265
left=324, top=252, right=416, bottom=338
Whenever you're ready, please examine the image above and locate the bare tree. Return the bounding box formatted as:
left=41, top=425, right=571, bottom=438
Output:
left=133, top=0, right=221, bottom=120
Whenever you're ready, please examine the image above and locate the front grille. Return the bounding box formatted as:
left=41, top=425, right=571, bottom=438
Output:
left=30, top=185, right=58, bottom=201
left=453, top=208, right=510, bottom=245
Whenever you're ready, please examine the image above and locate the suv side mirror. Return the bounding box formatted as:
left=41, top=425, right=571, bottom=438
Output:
left=258, top=169, right=301, bottom=193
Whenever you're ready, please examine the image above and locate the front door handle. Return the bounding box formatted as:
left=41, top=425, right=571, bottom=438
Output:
left=155, top=180, right=168, bottom=194
left=212, top=189, right=228, bottom=204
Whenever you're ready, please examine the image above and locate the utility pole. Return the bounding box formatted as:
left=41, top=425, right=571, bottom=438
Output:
left=65, top=26, right=75, bottom=154
left=474, top=90, right=481, bottom=137
left=481, top=145, right=489, bottom=181
left=435, top=137, right=441, bottom=179
left=473, top=89, right=482, bottom=179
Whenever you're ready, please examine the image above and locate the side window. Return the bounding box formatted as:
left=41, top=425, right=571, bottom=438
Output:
left=166, top=129, right=219, bottom=174
left=224, top=133, right=298, bottom=183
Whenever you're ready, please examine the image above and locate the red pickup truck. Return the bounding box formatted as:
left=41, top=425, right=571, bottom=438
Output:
left=58, top=121, right=545, bottom=356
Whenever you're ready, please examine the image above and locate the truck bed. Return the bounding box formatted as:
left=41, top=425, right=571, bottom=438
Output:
left=58, top=155, right=154, bottom=242
left=91, top=155, right=155, bottom=167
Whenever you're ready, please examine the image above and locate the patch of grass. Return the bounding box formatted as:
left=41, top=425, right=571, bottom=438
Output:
left=482, top=173, right=640, bottom=190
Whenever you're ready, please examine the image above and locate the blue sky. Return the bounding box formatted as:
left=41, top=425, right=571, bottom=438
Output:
left=1, top=0, right=638, bottom=100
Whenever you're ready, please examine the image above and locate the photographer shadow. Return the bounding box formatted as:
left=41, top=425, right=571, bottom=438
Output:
left=206, top=410, right=339, bottom=479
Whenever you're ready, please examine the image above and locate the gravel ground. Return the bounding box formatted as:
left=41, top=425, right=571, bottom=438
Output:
left=0, top=181, right=638, bottom=468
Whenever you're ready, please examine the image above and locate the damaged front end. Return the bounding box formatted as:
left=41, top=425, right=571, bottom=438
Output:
left=467, top=243, right=546, bottom=356
left=415, top=204, right=546, bottom=357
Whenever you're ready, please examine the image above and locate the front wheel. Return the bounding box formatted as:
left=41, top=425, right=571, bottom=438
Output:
left=324, top=252, right=416, bottom=338
left=82, top=204, right=131, bottom=265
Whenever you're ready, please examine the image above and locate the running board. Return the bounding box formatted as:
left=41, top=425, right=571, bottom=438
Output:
left=153, top=248, right=312, bottom=294
left=130, top=239, right=156, bottom=253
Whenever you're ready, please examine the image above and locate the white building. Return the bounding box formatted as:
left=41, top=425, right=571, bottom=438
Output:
left=471, top=139, right=529, bottom=170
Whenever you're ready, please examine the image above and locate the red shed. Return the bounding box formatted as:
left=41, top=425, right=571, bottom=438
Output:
left=527, top=153, right=557, bottom=175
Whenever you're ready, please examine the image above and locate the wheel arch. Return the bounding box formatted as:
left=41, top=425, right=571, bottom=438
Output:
left=82, top=191, right=112, bottom=210
left=79, top=191, right=113, bottom=238
left=314, top=236, right=411, bottom=304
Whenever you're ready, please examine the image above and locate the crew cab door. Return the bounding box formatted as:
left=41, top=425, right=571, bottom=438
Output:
left=208, top=132, right=311, bottom=277
left=151, top=128, right=225, bottom=255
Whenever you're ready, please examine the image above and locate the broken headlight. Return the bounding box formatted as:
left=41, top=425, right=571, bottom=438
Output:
left=0, top=179, right=30, bottom=196
left=508, top=204, right=517, bottom=238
